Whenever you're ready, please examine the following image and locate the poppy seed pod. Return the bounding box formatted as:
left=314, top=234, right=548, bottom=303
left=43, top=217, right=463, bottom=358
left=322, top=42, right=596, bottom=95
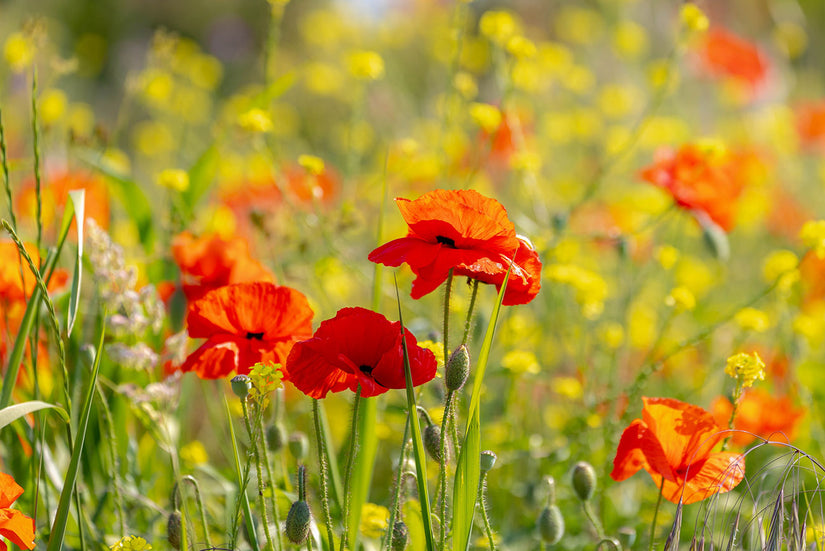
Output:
left=480, top=450, right=497, bottom=473
left=446, top=345, right=470, bottom=391
left=423, top=424, right=443, bottom=462
left=266, top=423, right=287, bottom=452
left=538, top=504, right=564, bottom=544
left=167, top=510, right=182, bottom=550
left=391, top=521, right=409, bottom=551
left=231, top=375, right=252, bottom=399
left=289, top=432, right=309, bottom=460
left=285, top=500, right=312, bottom=544
left=571, top=461, right=597, bottom=502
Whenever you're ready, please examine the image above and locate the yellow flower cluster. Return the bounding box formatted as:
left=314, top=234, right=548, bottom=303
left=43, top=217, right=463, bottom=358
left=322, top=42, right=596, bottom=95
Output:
left=545, top=264, right=608, bottom=320
left=800, top=220, right=825, bottom=259
left=360, top=503, right=389, bottom=539
left=725, top=352, right=766, bottom=389
left=110, top=536, right=152, bottom=551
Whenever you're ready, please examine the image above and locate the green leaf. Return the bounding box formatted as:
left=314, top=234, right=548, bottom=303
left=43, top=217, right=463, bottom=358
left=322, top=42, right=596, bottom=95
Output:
left=65, top=190, right=85, bottom=337
left=451, top=267, right=511, bottom=551
left=181, top=145, right=219, bottom=220
left=0, top=400, right=69, bottom=430
left=46, top=318, right=106, bottom=551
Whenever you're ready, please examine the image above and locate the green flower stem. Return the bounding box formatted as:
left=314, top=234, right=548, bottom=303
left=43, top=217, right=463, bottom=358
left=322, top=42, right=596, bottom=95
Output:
left=443, top=269, right=454, bottom=366
left=257, top=411, right=283, bottom=551
left=462, top=279, right=480, bottom=346
left=173, top=475, right=214, bottom=550
left=243, top=399, right=276, bottom=551
left=649, top=478, right=665, bottom=551
left=582, top=501, right=604, bottom=540
left=340, top=386, right=362, bottom=551
left=30, top=68, right=43, bottom=260
left=383, top=412, right=411, bottom=551
left=477, top=473, right=496, bottom=551
left=313, top=399, right=337, bottom=551
left=721, top=383, right=744, bottom=452
left=438, top=390, right=455, bottom=551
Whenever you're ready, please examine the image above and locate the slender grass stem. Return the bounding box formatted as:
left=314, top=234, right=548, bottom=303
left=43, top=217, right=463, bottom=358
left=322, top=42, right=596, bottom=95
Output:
left=243, top=399, right=276, bottom=551
left=383, top=412, right=411, bottom=551
left=30, top=68, right=43, bottom=262
left=257, top=410, right=283, bottom=551
left=340, top=386, right=362, bottom=551
left=313, top=399, right=337, bottom=551
left=438, top=390, right=454, bottom=551
left=462, top=280, right=480, bottom=346
left=649, top=478, right=665, bottom=551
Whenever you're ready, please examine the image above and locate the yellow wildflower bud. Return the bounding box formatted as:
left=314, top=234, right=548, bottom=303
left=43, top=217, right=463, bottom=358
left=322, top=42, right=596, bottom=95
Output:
left=298, top=154, right=325, bottom=176
left=347, top=50, right=385, bottom=80
left=4, top=32, right=34, bottom=73
left=680, top=3, right=709, bottom=34
left=238, top=108, right=273, bottom=133
left=725, top=352, right=766, bottom=388
left=665, top=286, right=696, bottom=312
left=501, top=350, right=540, bottom=375
left=734, top=308, right=771, bottom=333
left=469, top=103, right=502, bottom=134
left=479, top=10, right=518, bottom=46
left=40, top=89, right=68, bottom=125
left=762, top=249, right=798, bottom=282
left=800, top=220, right=825, bottom=258
left=506, top=35, right=536, bottom=58
left=360, top=503, right=390, bottom=539
left=156, top=169, right=189, bottom=192
left=655, top=245, right=680, bottom=270
left=180, top=440, right=209, bottom=465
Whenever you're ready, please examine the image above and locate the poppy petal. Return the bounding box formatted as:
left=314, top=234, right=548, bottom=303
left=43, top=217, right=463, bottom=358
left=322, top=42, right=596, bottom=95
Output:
left=181, top=336, right=240, bottom=379
left=0, top=508, right=35, bottom=550
left=0, top=474, right=23, bottom=509
left=611, top=419, right=675, bottom=483
left=654, top=452, right=745, bottom=505
left=285, top=338, right=360, bottom=399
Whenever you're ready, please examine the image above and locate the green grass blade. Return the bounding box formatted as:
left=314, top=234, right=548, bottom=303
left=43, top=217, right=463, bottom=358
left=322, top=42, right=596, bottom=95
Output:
left=0, top=401, right=69, bottom=429
left=224, top=396, right=261, bottom=551
left=395, top=280, right=435, bottom=551
left=65, top=190, right=85, bottom=337
left=182, top=145, right=219, bottom=220
left=451, top=268, right=511, bottom=551
left=45, top=318, right=106, bottom=551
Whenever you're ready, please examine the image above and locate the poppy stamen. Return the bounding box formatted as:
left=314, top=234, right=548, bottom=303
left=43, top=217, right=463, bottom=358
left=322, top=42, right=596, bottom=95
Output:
left=246, top=331, right=265, bottom=340
left=436, top=235, right=456, bottom=248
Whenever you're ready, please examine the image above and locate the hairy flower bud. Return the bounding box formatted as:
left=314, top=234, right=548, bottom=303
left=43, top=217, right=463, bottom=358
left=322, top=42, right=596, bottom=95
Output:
left=231, top=374, right=252, bottom=399
left=167, top=510, right=182, bottom=550
left=267, top=423, right=287, bottom=452
left=480, top=450, right=497, bottom=473
left=391, top=520, right=409, bottom=551
left=445, top=345, right=470, bottom=391
left=538, top=505, right=565, bottom=544
left=285, top=500, right=312, bottom=544
left=571, top=461, right=597, bottom=502
left=289, top=432, right=309, bottom=460
left=423, top=424, right=443, bottom=462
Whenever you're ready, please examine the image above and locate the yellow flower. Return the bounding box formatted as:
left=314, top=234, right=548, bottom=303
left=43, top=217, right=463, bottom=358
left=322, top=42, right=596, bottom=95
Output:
left=479, top=11, right=519, bottom=46
left=469, top=103, right=502, bottom=134
left=110, top=536, right=152, bottom=551
left=501, top=350, right=540, bottom=375
left=552, top=376, right=582, bottom=399
left=360, top=503, right=389, bottom=539
left=665, top=286, right=696, bottom=312
left=298, top=154, right=325, bottom=176
left=249, top=361, right=283, bottom=405
left=347, top=50, right=384, bottom=80
left=655, top=245, right=680, bottom=271
left=4, top=32, right=34, bottom=73
left=598, top=322, right=624, bottom=349
left=800, top=220, right=825, bottom=259
left=180, top=441, right=209, bottom=466
left=734, top=308, right=771, bottom=333
left=156, top=169, right=189, bottom=192
left=506, top=35, right=536, bottom=59
left=40, top=89, right=68, bottom=125
left=238, top=108, right=273, bottom=133
left=417, top=340, right=445, bottom=370
left=725, top=352, right=766, bottom=389
left=680, top=3, right=709, bottom=34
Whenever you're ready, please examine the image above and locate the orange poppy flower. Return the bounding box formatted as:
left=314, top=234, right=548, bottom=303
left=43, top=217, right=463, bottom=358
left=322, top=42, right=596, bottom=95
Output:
left=0, top=241, right=69, bottom=304
left=282, top=163, right=340, bottom=204
left=284, top=307, right=437, bottom=399
left=711, top=389, right=805, bottom=447
left=16, top=170, right=110, bottom=231
left=368, top=189, right=542, bottom=305
left=795, top=100, right=825, bottom=150
left=700, top=27, right=768, bottom=91
left=171, top=232, right=275, bottom=303
left=0, top=472, right=35, bottom=551
left=639, top=144, right=745, bottom=232
left=181, top=282, right=313, bottom=379
left=611, top=397, right=745, bottom=504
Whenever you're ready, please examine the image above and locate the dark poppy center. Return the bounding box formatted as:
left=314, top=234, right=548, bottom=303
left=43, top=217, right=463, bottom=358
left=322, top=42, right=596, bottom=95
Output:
left=246, top=331, right=265, bottom=340
left=436, top=235, right=456, bottom=248
left=359, top=364, right=374, bottom=375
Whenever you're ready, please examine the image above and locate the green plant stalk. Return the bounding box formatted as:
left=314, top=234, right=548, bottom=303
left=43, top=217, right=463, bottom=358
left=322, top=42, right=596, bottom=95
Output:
left=649, top=478, right=665, bottom=551
left=477, top=474, right=496, bottom=551
left=95, top=383, right=125, bottom=536
left=30, top=68, right=43, bottom=260
left=225, top=396, right=261, bottom=551
left=395, top=280, right=436, bottom=551
left=318, top=401, right=344, bottom=513
left=174, top=475, right=215, bottom=550
left=383, top=412, right=411, bottom=551
left=443, top=270, right=453, bottom=367
left=243, top=399, right=277, bottom=551
left=257, top=411, right=283, bottom=551
left=340, top=386, right=362, bottom=551
left=582, top=501, right=604, bottom=539
left=438, top=390, right=455, bottom=551
left=45, top=317, right=105, bottom=551
left=313, top=399, right=337, bottom=551
left=461, top=280, right=480, bottom=346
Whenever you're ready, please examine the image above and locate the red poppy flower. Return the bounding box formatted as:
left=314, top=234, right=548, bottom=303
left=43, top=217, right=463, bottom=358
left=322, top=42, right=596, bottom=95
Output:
left=796, top=100, right=825, bottom=151
left=181, top=282, right=313, bottom=379
left=171, top=232, right=275, bottom=303
left=711, top=389, right=805, bottom=447
left=368, top=189, right=541, bottom=305
left=0, top=241, right=69, bottom=304
left=611, top=397, right=745, bottom=504
left=284, top=307, right=437, bottom=399
left=0, top=472, right=35, bottom=551
left=17, top=170, right=110, bottom=232
left=700, top=28, right=768, bottom=91
left=639, top=144, right=745, bottom=232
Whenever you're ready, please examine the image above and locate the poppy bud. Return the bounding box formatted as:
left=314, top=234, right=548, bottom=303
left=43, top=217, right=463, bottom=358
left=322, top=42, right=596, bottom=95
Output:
left=231, top=375, right=252, bottom=399
left=424, top=424, right=443, bottom=462
left=289, top=432, right=309, bottom=460
left=267, top=423, right=287, bottom=452
left=538, top=505, right=564, bottom=544
left=285, top=500, right=312, bottom=544
left=480, top=450, right=497, bottom=473
left=445, top=345, right=470, bottom=391
left=571, top=461, right=597, bottom=502
left=167, top=510, right=182, bottom=550
left=391, top=520, right=409, bottom=551
left=618, top=527, right=636, bottom=549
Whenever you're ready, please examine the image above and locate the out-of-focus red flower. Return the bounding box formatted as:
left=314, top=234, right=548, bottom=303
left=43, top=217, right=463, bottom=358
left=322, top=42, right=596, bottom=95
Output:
left=795, top=100, right=825, bottom=150
left=283, top=163, right=340, bottom=204
left=368, top=189, right=542, bottom=305
left=0, top=472, right=35, bottom=551
left=700, top=28, right=768, bottom=92
left=767, top=188, right=811, bottom=240
left=284, top=307, right=437, bottom=399
left=16, top=170, right=110, bottom=231
left=639, top=144, right=746, bottom=231
left=171, top=232, right=275, bottom=304
left=0, top=241, right=69, bottom=304
left=611, top=397, right=745, bottom=504
left=799, top=251, right=825, bottom=307
left=711, top=389, right=805, bottom=447
left=181, top=282, right=313, bottom=379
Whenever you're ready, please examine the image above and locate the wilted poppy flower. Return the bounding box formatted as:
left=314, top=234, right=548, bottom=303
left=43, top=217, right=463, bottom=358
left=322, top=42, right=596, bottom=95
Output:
left=639, top=144, right=745, bottom=232
left=368, top=189, right=541, bottom=305
left=0, top=472, right=35, bottom=551
left=17, top=170, right=110, bottom=231
left=284, top=307, right=437, bottom=399
left=611, top=397, right=745, bottom=504
left=700, top=28, right=768, bottom=92
left=711, top=389, right=805, bottom=447
left=171, top=232, right=275, bottom=303
left=181, top=282, right=313, bottom=379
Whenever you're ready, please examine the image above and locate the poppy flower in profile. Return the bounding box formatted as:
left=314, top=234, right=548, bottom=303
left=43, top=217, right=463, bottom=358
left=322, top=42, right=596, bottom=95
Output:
left=171, top=232, right=275, bottom=303
left=368, top=189, right=541, bottom=305
left=700, top=28, right=768, bottom=92
left=639, top=143, right=745, bottom=232
left=284, top=307, right=437, bottom=399
left=0, top=472, right=36, bottom=551
left=711, top=389, right=805, bottom=447
left=611, top=397, right=745, bottom=504
left=181, top=282, right=313, bottom=379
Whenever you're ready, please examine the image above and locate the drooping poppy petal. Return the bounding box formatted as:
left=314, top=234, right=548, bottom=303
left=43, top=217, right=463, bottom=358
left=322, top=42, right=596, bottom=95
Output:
left=0, top=473, right=35, bottom=551
left=284, top=307, right=437, bottom=399
left=652, top=452, right=745, bottom=505
left=0, top=475, right=23, bottom=509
